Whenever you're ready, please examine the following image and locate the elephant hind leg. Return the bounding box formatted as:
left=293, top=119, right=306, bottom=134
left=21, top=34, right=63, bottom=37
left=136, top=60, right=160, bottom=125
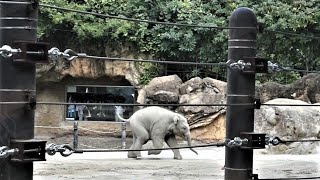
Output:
left=129, top=126, right=149, bottom=158
left=165, top=135, right=182, bottom=160
left=148, top=137, right=164, bottom=155
left=128, top=133, right=141, bottom=158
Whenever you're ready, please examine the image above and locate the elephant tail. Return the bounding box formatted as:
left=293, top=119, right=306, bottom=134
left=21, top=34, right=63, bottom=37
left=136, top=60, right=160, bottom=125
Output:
left=114, top=106, right=130, bottom=122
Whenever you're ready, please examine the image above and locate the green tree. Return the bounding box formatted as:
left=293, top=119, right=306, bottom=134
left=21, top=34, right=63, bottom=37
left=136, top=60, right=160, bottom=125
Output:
left=39, top=0, right=320, bottom=84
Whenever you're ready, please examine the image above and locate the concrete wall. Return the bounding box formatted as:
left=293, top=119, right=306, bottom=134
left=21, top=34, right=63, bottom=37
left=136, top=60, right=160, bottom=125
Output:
left=35, top=76, right=133, bottom=138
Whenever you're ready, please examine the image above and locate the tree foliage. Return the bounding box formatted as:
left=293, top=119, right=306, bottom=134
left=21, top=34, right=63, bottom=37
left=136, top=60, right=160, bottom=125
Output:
left=39, top=0, right=320, bottom=84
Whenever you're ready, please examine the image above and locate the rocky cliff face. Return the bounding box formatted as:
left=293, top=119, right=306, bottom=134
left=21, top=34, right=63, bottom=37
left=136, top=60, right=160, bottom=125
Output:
left=35, top=55, right=320, bottom=146
left=36, top=44, right=153, bottom=87
left=256, top=73, right=320, bottom=103
left=36, top=58, right=141, bottom=87
left=37, top=52, right=320, bottom=105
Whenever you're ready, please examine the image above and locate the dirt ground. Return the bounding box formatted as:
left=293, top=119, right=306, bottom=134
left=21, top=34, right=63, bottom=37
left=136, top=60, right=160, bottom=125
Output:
left=33, top=135, right=320, bottom=180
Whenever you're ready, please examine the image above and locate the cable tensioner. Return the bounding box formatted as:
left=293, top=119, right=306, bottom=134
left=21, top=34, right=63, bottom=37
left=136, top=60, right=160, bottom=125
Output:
left=46, top=143, right=74, bottom=157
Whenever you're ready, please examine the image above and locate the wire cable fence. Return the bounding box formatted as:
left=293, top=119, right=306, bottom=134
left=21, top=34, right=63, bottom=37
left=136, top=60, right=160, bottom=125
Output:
left=47, top=47, right=320, bottom=74
left=2, top=43, right=320, bottom=75
left=41, top=134, right=320, bottom=161
left=2, top=2, right=319, bottom=180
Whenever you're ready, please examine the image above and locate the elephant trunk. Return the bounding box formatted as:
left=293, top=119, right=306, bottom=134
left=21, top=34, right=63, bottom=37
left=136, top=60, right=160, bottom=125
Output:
left=186, top=135, right=198, bottom=155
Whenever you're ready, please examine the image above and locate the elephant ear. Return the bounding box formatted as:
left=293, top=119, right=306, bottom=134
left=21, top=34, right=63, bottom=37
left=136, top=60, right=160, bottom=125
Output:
left=173, top=115, right=179, bottom=125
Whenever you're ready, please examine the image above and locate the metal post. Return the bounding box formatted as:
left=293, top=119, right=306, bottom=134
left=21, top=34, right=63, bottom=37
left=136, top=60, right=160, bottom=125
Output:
left=121, top=123, right=126, bottom=149
left=225, top=8, right=257, bottom=180
left=0, top=1, right=38, bottom=179
left=73, top=121, right=79, bottom=149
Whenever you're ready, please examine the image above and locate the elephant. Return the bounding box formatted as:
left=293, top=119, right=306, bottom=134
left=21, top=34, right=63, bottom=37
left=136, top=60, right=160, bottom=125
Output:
left=115, top=106, right=198, bottom=159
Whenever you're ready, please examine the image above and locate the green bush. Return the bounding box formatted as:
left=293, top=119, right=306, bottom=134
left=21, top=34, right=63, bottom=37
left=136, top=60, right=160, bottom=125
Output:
left=39, top=0, right=320, bottom=84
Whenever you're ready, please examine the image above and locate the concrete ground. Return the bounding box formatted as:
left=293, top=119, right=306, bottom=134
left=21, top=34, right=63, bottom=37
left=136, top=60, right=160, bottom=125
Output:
left=33, top=147, right=320, bottom=180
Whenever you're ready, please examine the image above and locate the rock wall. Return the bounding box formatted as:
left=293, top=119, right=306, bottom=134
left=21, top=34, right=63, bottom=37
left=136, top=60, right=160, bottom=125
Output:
left=35, top=51, right=320, bottom=146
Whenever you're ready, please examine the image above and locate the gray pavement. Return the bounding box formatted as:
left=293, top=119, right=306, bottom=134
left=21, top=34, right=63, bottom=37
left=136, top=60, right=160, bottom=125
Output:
left=33, top=147, right=320, bottom=180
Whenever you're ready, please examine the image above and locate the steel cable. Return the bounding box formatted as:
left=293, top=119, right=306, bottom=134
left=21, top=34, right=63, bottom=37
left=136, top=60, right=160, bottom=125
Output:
left=39, top=4, right=257, bottom=30
left=49, top=48, right=320, bottom=73
left=35, top=125, right=121, bottom=135
left=74, top=142, right=226, bottom=153
left=280, top=68, right=320, bottom=74
left=0, top=102, right=29, bottom=105
left=264, top=29, right=320, bottom=40
left=36, top=102, right=249, bottom=107
left=269, top=136, right=320, bottom=146
left=2, top=101, right=320, bottom=107
left=280, top=139, right=320, bottom=143
left=258, top=176, right=320, bottom=180
left=80, top=55, right=228, bottom=67
left=262, top=103, right=320, bottom=107
left=46, top=47, right=228, bottom=66
left=0, top=1, right=31, bottom=5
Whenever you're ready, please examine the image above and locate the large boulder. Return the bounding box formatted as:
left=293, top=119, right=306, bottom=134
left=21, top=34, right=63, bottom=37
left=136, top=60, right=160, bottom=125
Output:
left=151, top=90, right=179, bottom=103
left=177, top=77, right=227, bottom=141
left=179, top=77, right=203, bottom=94
left=255, top=98, right=320, bottom=154
left=140, top=76, right=227, bottom=141
left=178, top=77, right=227, bottom=114
left=144, top=75, right=182, bottom=103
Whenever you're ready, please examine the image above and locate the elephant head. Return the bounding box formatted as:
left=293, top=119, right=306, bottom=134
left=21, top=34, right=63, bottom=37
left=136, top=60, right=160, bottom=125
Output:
left=171, top=114, right=198, bottom=155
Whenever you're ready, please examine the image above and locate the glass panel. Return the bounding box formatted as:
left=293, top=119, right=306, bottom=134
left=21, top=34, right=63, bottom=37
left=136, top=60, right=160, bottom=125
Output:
left=66, top=86, right=135, bottom=121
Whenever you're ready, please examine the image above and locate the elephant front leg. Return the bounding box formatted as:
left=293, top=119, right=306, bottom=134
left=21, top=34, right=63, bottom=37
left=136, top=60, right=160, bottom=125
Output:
left=148, top=137, right=164, bottom=155
left=165, top=135, right=182, bottom=160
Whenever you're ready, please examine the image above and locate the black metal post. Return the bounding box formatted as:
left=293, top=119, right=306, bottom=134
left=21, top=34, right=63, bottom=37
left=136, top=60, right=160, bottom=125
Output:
left=73, top=121, right=79, bottom=149
left=0, top=1, right=38, bottom=180
left=225, top=8, right=257, bottom=180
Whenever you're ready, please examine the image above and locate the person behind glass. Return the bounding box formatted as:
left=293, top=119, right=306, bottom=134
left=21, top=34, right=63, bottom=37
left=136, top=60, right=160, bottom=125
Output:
left=77, top=103, right=88, bottom=121
left=67, top=97, right=76, bottom=119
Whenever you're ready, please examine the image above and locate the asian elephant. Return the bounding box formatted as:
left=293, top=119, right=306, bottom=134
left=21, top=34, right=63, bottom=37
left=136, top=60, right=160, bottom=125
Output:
left=115, top=106, right=198, bottom=159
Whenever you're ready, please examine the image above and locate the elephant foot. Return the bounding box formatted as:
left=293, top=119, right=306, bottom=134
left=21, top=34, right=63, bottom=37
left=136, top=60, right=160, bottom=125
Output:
left=148, top=150, right=161, bottom=155
left=128, top=154, right=137, bottom=158
left=128, top=151, right=140, bottom=158
left=137, top=151, right=141, bottom=157
left=174, top=155, right=182, bottom=160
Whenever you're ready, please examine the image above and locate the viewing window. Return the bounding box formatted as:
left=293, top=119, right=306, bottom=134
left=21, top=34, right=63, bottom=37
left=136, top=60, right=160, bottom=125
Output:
left=66, top=85, right=134, bottom=121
